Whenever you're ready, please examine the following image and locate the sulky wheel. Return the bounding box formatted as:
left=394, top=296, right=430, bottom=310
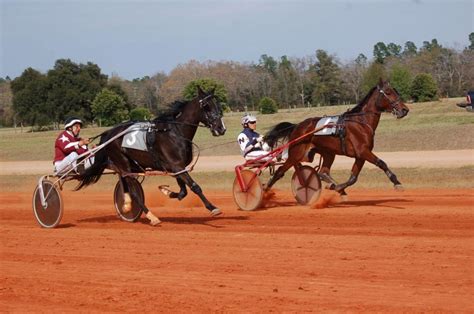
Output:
left=232, top=169, right=263, bottom=211
left=113, top=177, right=145, bottom=222
left=32, top=179, right=63, bottom=228
left=291, top=165, right=322, bottom=205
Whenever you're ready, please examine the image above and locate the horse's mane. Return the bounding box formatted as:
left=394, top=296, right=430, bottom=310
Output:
left=153, top=100, right=189, bottom=122
left=345, top=86, right=377, bottom=114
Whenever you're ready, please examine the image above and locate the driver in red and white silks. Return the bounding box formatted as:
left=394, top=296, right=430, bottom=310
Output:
left=237, top=114, right=272, bottom=161
left=53, top=117, right=94, bottom=174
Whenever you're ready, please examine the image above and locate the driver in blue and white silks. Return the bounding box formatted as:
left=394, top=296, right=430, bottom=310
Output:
left=237, top=114, right=272, bottom=161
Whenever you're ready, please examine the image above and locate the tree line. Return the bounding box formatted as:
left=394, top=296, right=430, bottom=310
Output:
left=1, top=34, right=473, bottom=128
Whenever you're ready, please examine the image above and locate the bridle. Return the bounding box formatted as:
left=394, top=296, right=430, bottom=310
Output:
left=376, top=86, right=403, bottom=115
left=198, top=94, right=223, bottom=130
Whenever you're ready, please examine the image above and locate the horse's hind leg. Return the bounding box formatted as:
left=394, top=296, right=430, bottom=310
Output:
left=333, top=158, right=365, bottom=196
left=317, top=153, right=348, bottom=197
left=121, top=177, right=161, bottom=226
left=175, top=172, right=221, bottom=216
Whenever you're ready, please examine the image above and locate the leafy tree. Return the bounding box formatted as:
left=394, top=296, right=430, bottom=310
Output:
left=0, top=80, right=13, bottom=126
left=10, top=68, right=49, bottom=127
left=469, top=32, right=474, bottom=50
left=361, top=62, right=386, bottom=95
left=309, top=49, right=343, bottom=106
left=422, top=39, right=442, bottom=52
left=410, top=73, right=438, bottom=102
left=389, top=65, right=412, bottom=101
left=183, top=77, right=227, bottom=104
left=373, top=42, right=389, bottom=63
left=275, top=56, right=299, bottom=108
left=355, top=53, right=367, bottom=65
left=258, top=96, right=278, bottom=114
left=403, top=41, right=418, bottom=56
left=46, top=59, right=107, bottom=123
left=258, top=54, right=278, bottom=76
left=108, top=83, right=131, bottom=110
left=91, top=88, right=128, bottom=126
left=129, top=107, right=152, bottom=121
left=387, top=43, right=402, bottom=57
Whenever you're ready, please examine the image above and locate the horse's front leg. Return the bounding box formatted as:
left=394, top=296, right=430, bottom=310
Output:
left=358, top=151, right=403, bottom=189
left=333, top=158, right=365, bottom=195
left=159, top=177, right=188, bottom=200
left=315, top=152, right=348, bottom=196
left=265, top=143, right=309, bottom=191
left=370, top=154, right=403, bottom=189
left=265, top=159, right=294, bottom=191
left=121, top=177, right=161, bottom=226
left=175, top=172, right=222, bottom=216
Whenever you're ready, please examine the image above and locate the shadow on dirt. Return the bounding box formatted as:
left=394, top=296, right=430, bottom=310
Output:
left=331, top=198, right=412, bottom=209
left=158, top=215, right=249, bottom=228
left=56, top=223, right=76, bottom=228
left=77, top=214, right=249, bottom=228
left=77, top=215, right=119, bottom=224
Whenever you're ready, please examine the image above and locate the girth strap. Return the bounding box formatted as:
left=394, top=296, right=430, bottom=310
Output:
left=337, top=116, right=347, bottom=155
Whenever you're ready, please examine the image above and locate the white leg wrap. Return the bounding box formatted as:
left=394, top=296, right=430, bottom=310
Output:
left=122, top=193, right=132, bottom=213
left=145, top=211, right=161, bottom=226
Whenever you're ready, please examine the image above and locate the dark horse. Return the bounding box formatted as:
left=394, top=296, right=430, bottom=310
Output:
left=264, top=79, right=409, bottom=197
left=76, top=87, right=226, bottom=225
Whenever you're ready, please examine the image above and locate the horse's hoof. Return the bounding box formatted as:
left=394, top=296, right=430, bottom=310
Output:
left=210, top=208, right=222, bottom=217
left=149, top=219, right=161, bottom=226
left=146, top=212, right=161, bottom=226
left=122, top=203, right=132, bottom=214
left=394, top=184, right=404, bottom=191
left=158, top=185, right=172, bottom=196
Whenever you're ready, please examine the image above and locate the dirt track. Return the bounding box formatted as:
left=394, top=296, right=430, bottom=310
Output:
left=1, top=187, right=473, bottom=311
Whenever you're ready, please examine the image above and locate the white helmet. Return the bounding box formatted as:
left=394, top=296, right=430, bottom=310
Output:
left=241, top=113, right=257, bottom=126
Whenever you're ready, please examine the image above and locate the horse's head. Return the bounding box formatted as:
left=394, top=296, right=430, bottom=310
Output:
left=375, top=79, right=409, bottom=119
left=197, top=87, right=226, bottom=136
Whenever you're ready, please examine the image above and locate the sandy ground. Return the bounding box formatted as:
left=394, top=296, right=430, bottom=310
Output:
left=1, top=150, right=473, bottom=311
left=1, top=149, right=473, bottom=175
left=1, top=187, right=473, bottom=312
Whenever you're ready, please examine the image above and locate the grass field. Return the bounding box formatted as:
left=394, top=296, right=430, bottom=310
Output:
left=1, top=97, right=473, bottom=161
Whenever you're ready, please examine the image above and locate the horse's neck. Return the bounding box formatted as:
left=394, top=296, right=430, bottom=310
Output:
left=176, top=102, right=200, bottom=140
left=361, top=93, right=382, bottom=130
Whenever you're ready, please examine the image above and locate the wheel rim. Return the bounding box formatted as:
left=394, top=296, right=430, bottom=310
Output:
left=232, top=170, right=263, bottom=211
left=291, top=165, right=321, bottom=205
left=114, top=178, right=144, bottom=222
left=32, top=180, right=63, bottom=228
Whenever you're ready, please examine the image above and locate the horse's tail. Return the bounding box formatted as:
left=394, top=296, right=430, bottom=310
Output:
left=74, top=133, right=110, bottom=191
left=264, top=122, right=297, bottom=149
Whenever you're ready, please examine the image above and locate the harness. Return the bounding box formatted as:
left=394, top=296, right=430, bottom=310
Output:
left=330, top=86, right=402, bottom=155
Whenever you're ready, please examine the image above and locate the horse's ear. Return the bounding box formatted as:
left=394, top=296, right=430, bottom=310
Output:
left=377, top=77, right=384, bottom=89
left=197, top=85, right=205, bottom=97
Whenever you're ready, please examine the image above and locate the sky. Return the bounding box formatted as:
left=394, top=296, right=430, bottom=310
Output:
left=1, top=0, right=473, bottom=80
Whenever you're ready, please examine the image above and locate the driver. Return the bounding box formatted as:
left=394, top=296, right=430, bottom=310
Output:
left=237, top=113, right=271, bottom=160
left=53, top=117, right=94, bottom=175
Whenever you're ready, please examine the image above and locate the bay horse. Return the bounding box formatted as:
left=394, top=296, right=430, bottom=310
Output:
left=76, top=87, right=226, bottom=225
left=264, top=79, right=409, bottom=197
